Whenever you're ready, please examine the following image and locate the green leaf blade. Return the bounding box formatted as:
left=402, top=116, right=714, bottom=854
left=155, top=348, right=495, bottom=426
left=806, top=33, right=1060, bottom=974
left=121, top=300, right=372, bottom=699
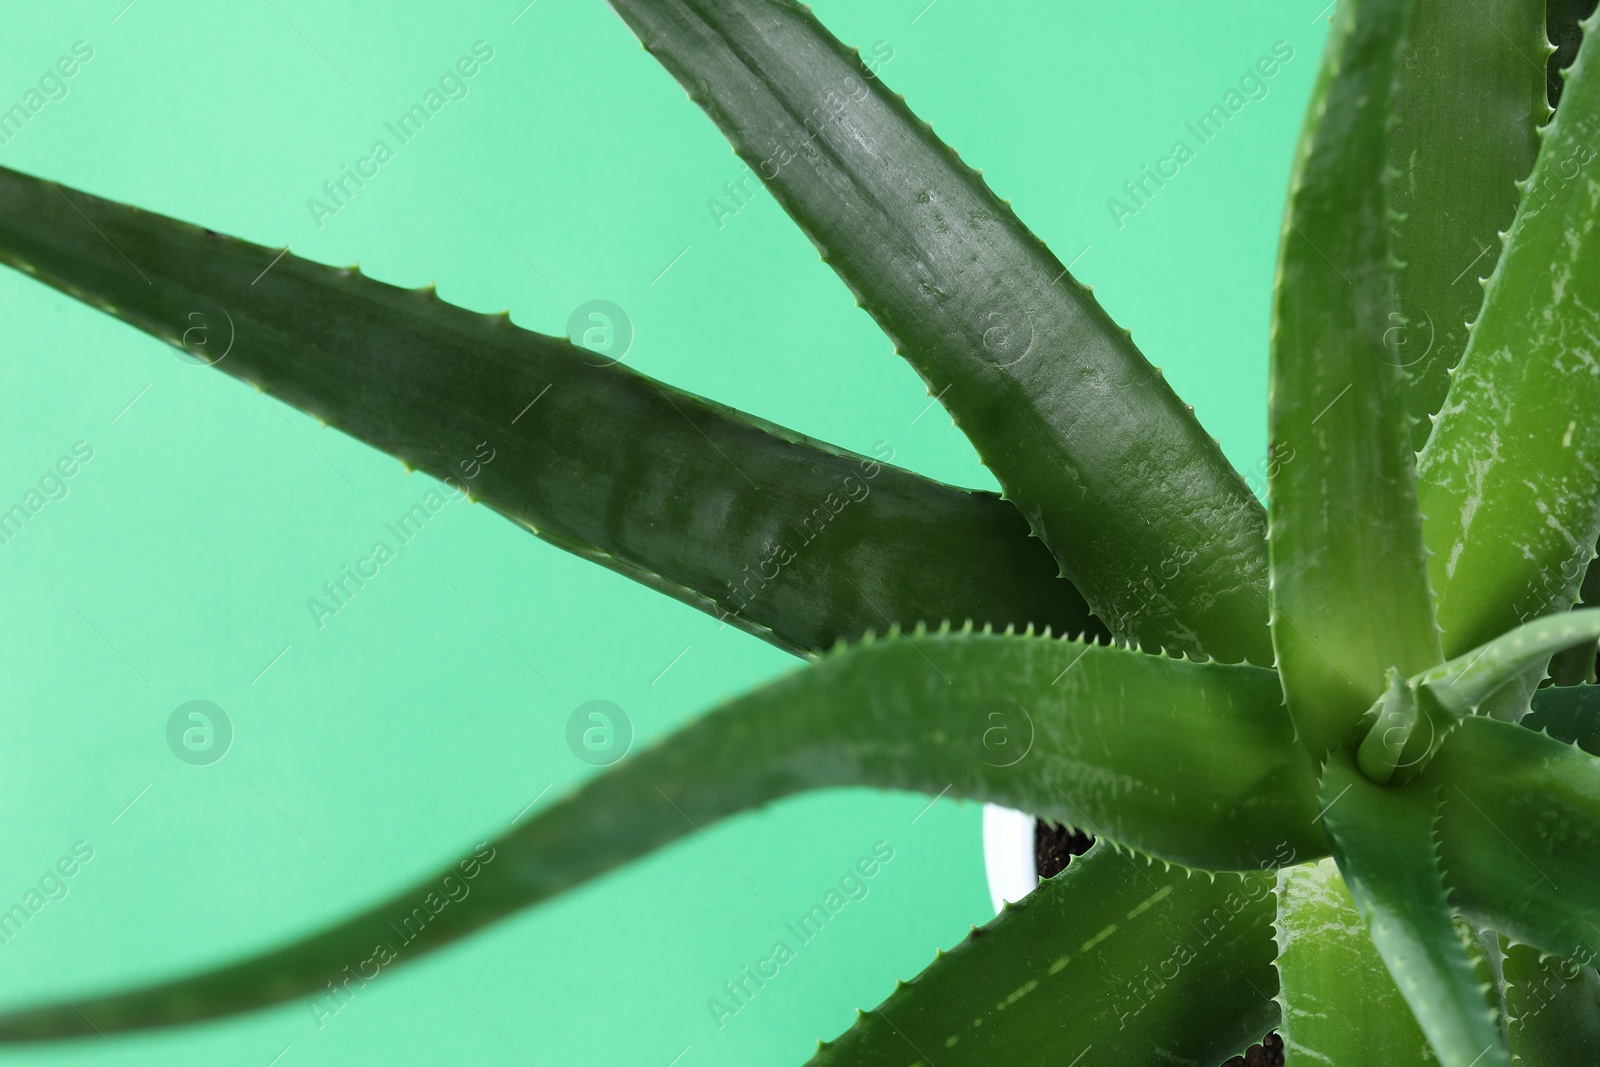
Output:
left=1268, top=0, right=1443, bottom=757
left=1319, top=758, right=1508, bottom=1067
left=0, top=632, right=1321, bottom=1041
left=1417, top=10, right=1600, bottom=670
left=810, top=843, right=1280, bottom=1066
left=0, top=164, right=1100, bottom=658
left=609, top=0, right=1273, bottom=664
left=1274, top=857, right=1435, bottom=1065
left=1547, top=545, right=1600, bottom=684
left=1419, top=608, right=1600, bottom=715
left=1430, top=715, right=1600, bottom=967
left=1358, top=611, right=1600, bottom=785
left=1390, top=0, right=1549, bottom=450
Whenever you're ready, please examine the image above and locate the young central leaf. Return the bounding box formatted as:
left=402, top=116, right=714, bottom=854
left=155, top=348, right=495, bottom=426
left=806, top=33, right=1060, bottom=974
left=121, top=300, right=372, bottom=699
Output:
left=1355, top=667, right=1418, bottom=784
left=1267, top=0, right=1443, bottom=758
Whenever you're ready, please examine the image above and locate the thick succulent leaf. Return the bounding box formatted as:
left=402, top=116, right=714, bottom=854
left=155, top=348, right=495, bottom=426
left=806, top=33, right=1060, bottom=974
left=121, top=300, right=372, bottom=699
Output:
left=1467, top=920, right=1513, bottom=1053
left=1273, top=858, right=1435, bottom=1065
left=1429, top=715, right=1600, bottom=967
left=1417, top=10, right=1600, bottom=683
left=1267, top=0, right=1442, bottom=758
left=1391, top=0, right=1548, bottom=450
left=1355, top=666, right=1428, bottom=785
left=1418, top=607, right=1600, bottom=715
left=1524, top=682, right=1600, bottom=754
left=1503, top=942, right=1600, bottom=1064
left=1319, top=757, right=1507, bottom=1067
left=1547, top=538, right=1600, bottom=685
left=607, top=0, right=1273, bottom=665
left=0, top=163, right=1100, bottom=660
left=808, top=843, right=1279, bottom=1067
left=0, top=631, right=1321, bottom=1041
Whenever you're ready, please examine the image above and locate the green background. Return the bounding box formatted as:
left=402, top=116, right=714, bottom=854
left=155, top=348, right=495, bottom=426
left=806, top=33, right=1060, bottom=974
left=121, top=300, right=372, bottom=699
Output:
left=0, top=2, right=1326, bottom=1064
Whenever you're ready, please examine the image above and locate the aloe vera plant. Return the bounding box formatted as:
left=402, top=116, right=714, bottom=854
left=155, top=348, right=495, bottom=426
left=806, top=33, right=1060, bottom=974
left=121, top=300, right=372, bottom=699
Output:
left=3, top=0, right=1600, bottom=1063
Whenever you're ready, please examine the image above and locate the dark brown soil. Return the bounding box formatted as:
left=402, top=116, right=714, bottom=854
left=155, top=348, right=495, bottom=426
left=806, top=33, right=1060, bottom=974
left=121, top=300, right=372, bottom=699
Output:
left=1223, top=1033, right=1284, bottom=1066
left=1033, top=819, right=1094, bottom=878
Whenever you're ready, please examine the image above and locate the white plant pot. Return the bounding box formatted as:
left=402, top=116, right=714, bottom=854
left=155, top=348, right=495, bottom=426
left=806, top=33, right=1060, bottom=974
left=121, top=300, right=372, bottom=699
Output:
left=981, top=804, right=1039, bottom=914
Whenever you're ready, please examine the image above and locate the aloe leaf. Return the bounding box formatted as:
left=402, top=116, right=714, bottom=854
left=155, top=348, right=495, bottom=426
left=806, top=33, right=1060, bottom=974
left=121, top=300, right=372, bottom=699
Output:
left=0, top=630, right=1321, bottom=1041
left=1428, top=715, right=1600, bottom=968
left=1417, top=608, right=1600, bottom=716
left=1503, top=941, right=1600, bottom=1064
left=1524, top=682, right=1600, bottom=754
left=1273, top=858, right=1435, bottom=1065
left=606, top=0, right=1272, bottom=665
left=808, top=843, right=1279, bottom=1066
left=1468, top=920, right=1513, bottom=1053
left=1319, top=757, right=1507, bottom=1067
left=1417, top=10, right=1600, bottom=680
left=1355, top=667, right=1424, bottom=785
left=1267, top=0, right=1442, bottom=759
left=1391, top=0, right=1548, bottom=450
left=1547, top=541, right=1600, bottom=685
left=0, top=164, right=1106, bottom=658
